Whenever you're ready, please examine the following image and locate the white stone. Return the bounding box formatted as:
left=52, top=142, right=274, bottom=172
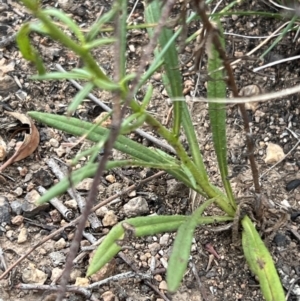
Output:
left=123, top=196, right=149, bottom=217
left=22, top=263, right=48, bottom=284
left=49, top=138, right=59, bottom=148
left=18, top=228, right=28, bottom=243
left=102, top=211, right=118, bottom=226
left=54, top=238, right=66, bottom=250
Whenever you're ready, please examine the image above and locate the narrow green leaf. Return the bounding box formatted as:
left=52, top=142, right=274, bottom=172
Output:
left=68, top=82, right=94, bottom=114
left=180, top=163, right=197, bottom=190
left=21, top=0, right=39, bottom=11
left=260, top=15, right=297, bottom=60
left=31, top=71, right=91, bottom=81
left=43, top=8, right=85, bottom=43
left=145, top=2, right=208, bottom=179
left=36, top=160, right=180, bottom=205
left=28, top=112, right=235, bottom=215
left=114, top=0, right=128, bottom=80
left=145, top=0, right=182, bottom=137
left=140, top=85, right=153, bottom=110
left=120, top=113, right=147, bottom=134
left=84, top=38, right=116, bottom=50
left=16, top=24, right=46, bottom=74
left=242, top=216, right=285, bottom=301
left=207, top=22, right=235, bottom=208
left=85, top=4, right=118, bottom=42
left=93, top=78, right=120, bottom=91
left=29, top=20, right=51, bottom=35
left=28, top=112, right=192, bottom=188
left=167, top=198, right=215, bottom=292
left=87, top=223, right=124, bottom=276
left=118, top=73, right=136, bottom=88
left=87, top=214, right=233, bottom=276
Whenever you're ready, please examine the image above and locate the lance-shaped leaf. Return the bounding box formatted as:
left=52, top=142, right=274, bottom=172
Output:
left=87, top=214, right=233, bottom=276
left=242, top=216, right=285, bottom=301
left=28, top=112, right=195, bottom=190
left=207, top=24, right=235, bottom=209
left=167, top=198, right=215, bottom=292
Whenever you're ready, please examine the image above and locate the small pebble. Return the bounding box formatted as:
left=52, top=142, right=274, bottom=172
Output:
left=22, top=263, right=48, bottom=284
left=70, top=269, right=82, bottom=282
left=101, top=291, right=116, bottom=301
left=54, top=238, right=66, bottom=250
left=102, top=210, right=118, bottom=226
left=148, top=242, right=160, bottom=255
left=159, top=280, right=168, bottom=290
left=54, top=145, right=66, bottom=157
left=128, top=190, right=136, bottom=197
left=25, top=189, right=40, bottom=203
left=18, top=228, right=28, bottom=243
left=76, top=178, right=94, bottom=190
left=123, top=196, right=149, bottom=217
left=95, top=206, right=109, bottom=217
left=264, top=142, right=285, bottom=164
left=154, top=274, right=162, bottom=282
left=11, top=215, right=24, bottom=226
left=10, top=200, right=23, bottom=215
left=13, top=187, right=23, bottom=196
left=64, top=199, right=78, bottom=210
left=0, top=196, right=11, bottom=224
left=281, top=199, right=291, bottom=209
left=18, top=166, right=28, bottom=177
left=51, top=267, right=63, bottom=282
left=152, top=73, right=162, bottom=81
left=58, top=0, right=73, bottom=10
left=49, top=138, right=59, bottom=148
left=0, top=139, right=7, bottom=161
left=105, top=174, right=116, bottom=183
left=49, top=251, right=66, bottom=266
left=75, top=277, right=89, bottom=287
left=6, top=230, right=14, bottom=241
left=49, top=209, right=61, bottom=223
left=273, top=233, right=288, bottom=247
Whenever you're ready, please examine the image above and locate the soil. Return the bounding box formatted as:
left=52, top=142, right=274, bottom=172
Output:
left=1, top=0, right=300, bottom=301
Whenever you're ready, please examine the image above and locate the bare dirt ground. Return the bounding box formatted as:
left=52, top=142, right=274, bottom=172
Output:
left=1, top=0, right=300, bottom=300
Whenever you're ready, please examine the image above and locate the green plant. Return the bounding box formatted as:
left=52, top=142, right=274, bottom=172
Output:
left=16, top=0, right=286, bottom=300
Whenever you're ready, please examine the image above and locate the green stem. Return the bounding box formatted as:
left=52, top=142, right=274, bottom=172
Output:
left=23, top=2, right=113, bottom=83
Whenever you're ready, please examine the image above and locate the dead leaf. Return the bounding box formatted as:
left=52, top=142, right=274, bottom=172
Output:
left=264, top=142, right=285, bottom=164
left=0, top=112, right=39, bottom=172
